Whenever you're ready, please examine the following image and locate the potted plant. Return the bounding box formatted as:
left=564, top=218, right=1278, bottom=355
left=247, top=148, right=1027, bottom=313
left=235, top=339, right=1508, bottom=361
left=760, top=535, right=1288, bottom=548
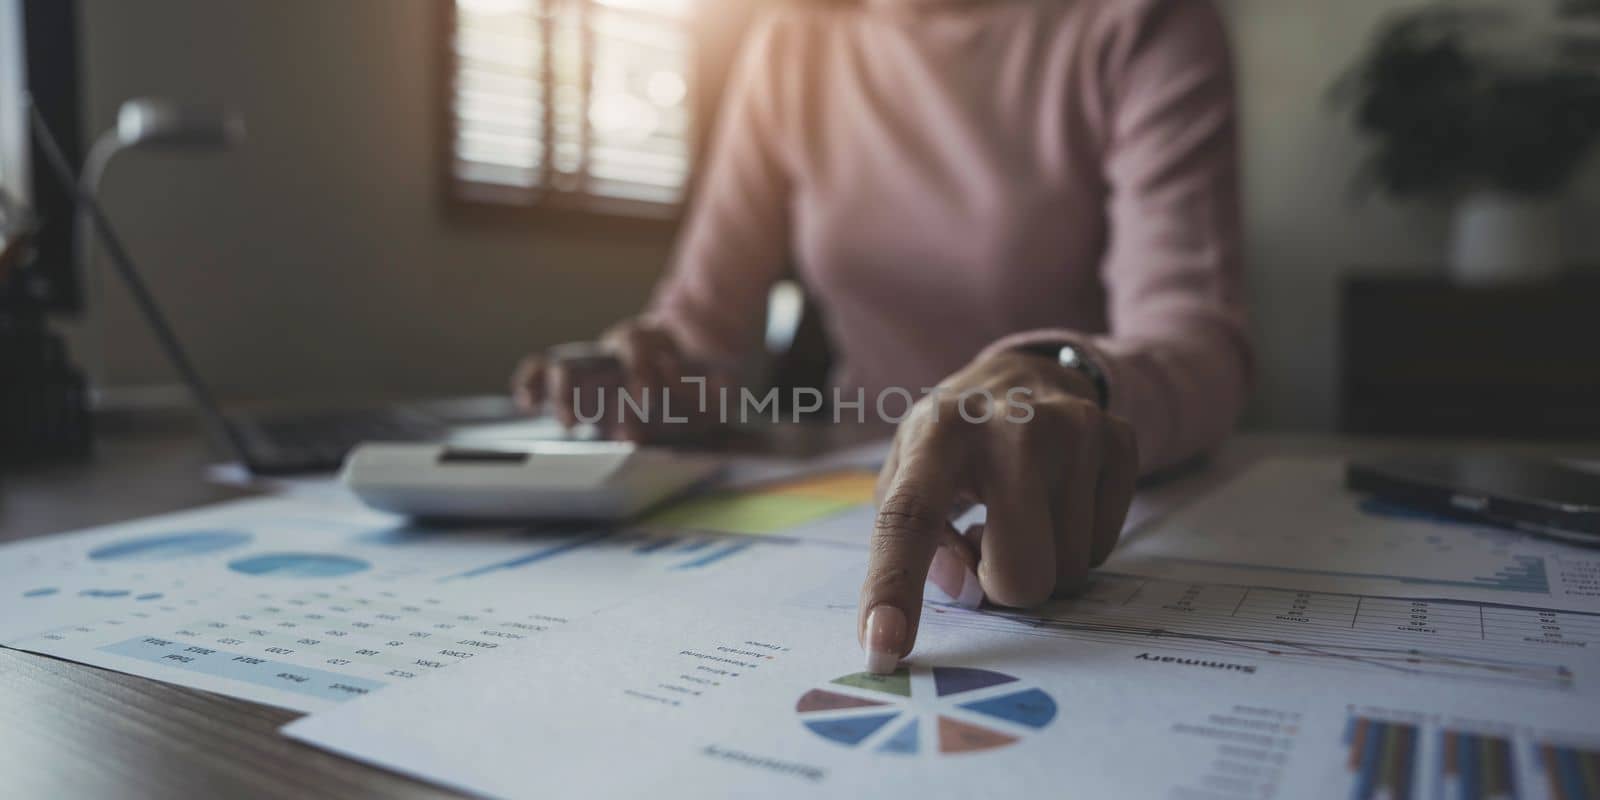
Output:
left=1334, top=0, right=1600, bottom=284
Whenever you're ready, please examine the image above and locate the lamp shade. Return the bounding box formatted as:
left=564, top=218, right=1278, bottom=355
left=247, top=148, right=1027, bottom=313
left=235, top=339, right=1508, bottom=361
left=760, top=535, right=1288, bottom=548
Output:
left=115, top=98, right=243, bottom=150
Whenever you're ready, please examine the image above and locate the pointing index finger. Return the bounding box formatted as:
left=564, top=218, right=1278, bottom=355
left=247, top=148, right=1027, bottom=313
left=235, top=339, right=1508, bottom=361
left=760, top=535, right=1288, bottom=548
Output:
left=858, top=424, right=966, bottom=673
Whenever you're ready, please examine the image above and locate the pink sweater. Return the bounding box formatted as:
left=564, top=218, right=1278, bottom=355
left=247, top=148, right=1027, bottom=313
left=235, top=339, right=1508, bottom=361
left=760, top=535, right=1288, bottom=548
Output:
left=649, top=0, right=1252, bottom=472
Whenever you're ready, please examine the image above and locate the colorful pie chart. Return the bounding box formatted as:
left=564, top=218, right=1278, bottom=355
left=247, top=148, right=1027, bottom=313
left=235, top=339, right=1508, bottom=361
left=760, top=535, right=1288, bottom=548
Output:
left=796, top=666, right=1057, bottom=756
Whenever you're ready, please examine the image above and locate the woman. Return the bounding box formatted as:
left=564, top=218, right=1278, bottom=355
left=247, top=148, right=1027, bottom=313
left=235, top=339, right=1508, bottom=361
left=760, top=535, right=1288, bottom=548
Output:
left=512, top=0, right=1251, bottom=674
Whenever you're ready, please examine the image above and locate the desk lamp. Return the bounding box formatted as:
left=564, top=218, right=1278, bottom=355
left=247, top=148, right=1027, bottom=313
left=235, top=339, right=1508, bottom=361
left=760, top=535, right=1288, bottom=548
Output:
left=76, top=98, right=243, bottom=403
left=0, top=185, right=34, bottom=282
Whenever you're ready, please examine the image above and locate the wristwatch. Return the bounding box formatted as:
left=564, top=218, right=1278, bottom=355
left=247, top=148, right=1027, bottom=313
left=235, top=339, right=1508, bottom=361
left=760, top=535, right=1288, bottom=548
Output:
left=1016, top=342, right=1110, bottom=410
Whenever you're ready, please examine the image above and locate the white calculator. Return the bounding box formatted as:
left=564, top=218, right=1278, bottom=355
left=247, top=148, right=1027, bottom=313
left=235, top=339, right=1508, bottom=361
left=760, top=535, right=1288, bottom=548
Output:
left=341, top=441, right=722, bottom=522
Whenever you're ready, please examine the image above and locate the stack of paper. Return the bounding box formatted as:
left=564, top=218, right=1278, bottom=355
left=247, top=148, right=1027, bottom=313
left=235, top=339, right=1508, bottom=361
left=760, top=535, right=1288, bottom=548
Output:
left=3, top=457, right=1597, bottom=799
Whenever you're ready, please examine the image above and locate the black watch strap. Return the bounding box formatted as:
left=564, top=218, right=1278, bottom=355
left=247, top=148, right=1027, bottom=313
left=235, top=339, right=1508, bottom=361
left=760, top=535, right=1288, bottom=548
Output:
left=1017, top=342, right=1110, bottom=410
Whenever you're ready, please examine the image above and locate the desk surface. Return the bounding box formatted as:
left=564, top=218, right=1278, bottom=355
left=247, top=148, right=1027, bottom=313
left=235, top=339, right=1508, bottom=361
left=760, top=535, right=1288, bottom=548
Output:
left=3, top=425, right=1595, bottom=798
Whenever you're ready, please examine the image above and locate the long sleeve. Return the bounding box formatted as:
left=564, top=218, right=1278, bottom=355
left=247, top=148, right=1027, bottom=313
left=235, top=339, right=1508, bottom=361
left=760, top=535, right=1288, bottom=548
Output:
left=645, top=15, right=794, bottom=370
left=983, top=0, right=1253, bottom=473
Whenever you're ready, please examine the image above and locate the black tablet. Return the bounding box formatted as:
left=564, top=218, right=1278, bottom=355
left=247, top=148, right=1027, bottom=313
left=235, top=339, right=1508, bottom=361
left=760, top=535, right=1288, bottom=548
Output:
left=1346, top=455, right=1600, bottom=546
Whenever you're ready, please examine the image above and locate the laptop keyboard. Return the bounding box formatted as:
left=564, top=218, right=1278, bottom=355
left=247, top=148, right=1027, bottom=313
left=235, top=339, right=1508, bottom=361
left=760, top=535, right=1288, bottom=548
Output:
left=233, top=409, right=444, bottom=473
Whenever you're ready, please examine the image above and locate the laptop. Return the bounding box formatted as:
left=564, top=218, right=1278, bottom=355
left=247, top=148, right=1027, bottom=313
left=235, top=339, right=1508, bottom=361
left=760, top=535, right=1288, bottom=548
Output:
left=221, top=396, right=537, bottom=475
left=30, top=100, right=535, bottom=475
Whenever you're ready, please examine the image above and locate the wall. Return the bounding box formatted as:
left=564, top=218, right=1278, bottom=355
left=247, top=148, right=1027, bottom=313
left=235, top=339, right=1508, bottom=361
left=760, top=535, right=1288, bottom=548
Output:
left=70, top=0, right=1600, bottom=426
left=1222, top=0, right=1600, bottom=429
left=69, top=0, right=673, bottom=405
left=1223, top=0, right=1448, bottom=430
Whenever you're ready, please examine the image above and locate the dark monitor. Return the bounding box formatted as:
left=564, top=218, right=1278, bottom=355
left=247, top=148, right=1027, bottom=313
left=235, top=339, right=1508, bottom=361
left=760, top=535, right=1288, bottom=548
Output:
left=0, top=0, right=82, bottom=314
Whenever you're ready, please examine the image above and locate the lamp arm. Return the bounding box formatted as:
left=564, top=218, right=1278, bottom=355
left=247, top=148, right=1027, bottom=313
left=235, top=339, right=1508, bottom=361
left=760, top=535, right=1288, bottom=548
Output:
left=75, top=130, right=126, bottom=397
left=29, top=96, right=247, bottom=462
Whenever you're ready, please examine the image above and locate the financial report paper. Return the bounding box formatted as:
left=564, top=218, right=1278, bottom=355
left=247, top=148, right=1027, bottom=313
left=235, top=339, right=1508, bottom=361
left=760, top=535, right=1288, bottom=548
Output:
left=285, top=553, right=1600, bottom=800
left=1108, top=459, right=1600, bottom=614
left=9, top=451, right=1600, bottom=797
left=0, top=448, right=904, bottom=713
left=0, top=495, right=814, bottom=712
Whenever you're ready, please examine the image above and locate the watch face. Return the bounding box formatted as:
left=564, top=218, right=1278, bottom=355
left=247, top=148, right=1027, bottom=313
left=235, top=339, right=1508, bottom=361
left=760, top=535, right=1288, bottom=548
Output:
left=1025, top=343, right=1107, bottom=410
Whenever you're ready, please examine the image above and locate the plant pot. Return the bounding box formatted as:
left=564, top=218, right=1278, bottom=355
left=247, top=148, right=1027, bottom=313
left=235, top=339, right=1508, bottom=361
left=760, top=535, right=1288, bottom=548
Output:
left=1449, top=192, right=1567, bottom=286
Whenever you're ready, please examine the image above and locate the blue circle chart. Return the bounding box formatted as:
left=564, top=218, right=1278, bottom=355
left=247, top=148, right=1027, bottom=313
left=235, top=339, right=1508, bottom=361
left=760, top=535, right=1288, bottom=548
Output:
left=227, top=553, right=371, bottom=578
left=88, top=530, right=253, bottom=562
left=79, top=589, right=132, bottom=598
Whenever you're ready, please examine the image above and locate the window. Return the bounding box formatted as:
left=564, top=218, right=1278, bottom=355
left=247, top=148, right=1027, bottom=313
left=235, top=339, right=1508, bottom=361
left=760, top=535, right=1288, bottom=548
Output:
left=445, top=0, right=694, bottom=220
left=0, top=0, right=30, bottom=208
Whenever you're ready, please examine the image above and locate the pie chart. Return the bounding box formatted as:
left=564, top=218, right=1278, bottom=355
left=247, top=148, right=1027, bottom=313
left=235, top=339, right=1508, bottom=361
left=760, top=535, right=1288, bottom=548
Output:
left=795, top=666, right=1056, bottom=756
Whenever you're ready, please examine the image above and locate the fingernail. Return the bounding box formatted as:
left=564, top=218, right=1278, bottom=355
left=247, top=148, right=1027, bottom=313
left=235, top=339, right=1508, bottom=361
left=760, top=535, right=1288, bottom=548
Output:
left=864, top=605, right=907, bottom=674
left=928, top=548, right=964, bottom=602
left=929, top=549, right=983, bottom=610
left=955, top=568, right=984, bottom=610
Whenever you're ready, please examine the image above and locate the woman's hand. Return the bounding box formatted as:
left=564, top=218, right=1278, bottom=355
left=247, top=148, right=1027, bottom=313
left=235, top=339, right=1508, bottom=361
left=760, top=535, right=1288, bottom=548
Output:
left=509, top=318, right=694, bottom=442
left=856, top=349, right=1139, bottom=673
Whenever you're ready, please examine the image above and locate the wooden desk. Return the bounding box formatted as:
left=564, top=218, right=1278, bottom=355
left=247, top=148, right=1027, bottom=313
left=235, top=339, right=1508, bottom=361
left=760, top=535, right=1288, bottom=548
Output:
left=3, top=424, right=1595, bottom=798
left=0, top=424, right=447, bottom=799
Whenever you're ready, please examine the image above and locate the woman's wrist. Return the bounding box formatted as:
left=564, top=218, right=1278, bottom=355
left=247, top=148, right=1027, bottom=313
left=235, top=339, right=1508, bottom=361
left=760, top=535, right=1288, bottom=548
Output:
left=969, top=348, right=1102, bottom=408
left=976, top=331, right=1118, bottom=408
left=1010, top=343, right=1109, bottom=409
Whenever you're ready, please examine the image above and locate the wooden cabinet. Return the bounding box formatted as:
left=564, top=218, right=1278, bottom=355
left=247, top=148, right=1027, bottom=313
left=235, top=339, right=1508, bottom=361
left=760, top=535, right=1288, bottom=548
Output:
left=1340, top=274, right=1600, bottom=437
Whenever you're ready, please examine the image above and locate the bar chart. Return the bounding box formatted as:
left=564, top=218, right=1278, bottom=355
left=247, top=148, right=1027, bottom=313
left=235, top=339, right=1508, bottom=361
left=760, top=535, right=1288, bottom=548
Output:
left=1344, top=716, right=1419, bottom=800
